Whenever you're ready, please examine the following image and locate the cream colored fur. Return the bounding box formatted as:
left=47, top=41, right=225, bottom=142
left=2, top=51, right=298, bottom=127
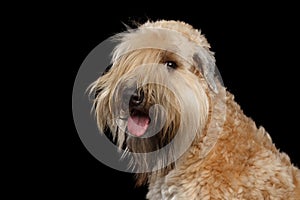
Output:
left=91, top=20, right=300, bottom=199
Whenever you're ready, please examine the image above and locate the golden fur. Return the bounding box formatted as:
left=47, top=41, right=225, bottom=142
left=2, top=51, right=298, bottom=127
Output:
left=90, top=20, right=300, bottom=199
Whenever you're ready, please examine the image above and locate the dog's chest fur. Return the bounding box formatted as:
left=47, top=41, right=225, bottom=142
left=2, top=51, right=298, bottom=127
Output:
left=146, top=92, right=300, bottom=200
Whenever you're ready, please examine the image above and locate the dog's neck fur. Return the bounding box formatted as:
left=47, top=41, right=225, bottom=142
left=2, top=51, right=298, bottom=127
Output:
left=145, top=87, right=300, bottom=199
left=145, top=84, right=231, bottom=197
left=144, top=83, right=229, bottom=191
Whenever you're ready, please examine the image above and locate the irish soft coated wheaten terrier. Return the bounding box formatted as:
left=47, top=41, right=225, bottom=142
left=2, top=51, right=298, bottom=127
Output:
left=90, top=20, right=300, bottom=199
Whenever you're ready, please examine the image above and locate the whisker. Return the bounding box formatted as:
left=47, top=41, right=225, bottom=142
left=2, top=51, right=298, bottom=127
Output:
left=121, top=147, right=129, bottom=160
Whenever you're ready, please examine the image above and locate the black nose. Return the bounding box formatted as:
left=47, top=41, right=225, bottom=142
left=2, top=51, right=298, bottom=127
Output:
left=130, top=89, right=144, bottom=106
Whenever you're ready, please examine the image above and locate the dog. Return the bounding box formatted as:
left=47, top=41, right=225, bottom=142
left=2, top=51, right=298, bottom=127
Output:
left=90, top=20, right=300, bottom=199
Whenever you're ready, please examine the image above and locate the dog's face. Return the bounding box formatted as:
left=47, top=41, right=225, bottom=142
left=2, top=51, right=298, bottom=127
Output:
left=90, top=21, right=220, bottom=184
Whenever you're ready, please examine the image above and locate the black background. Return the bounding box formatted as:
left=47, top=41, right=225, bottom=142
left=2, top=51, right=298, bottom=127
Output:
left=15, top=2, right=299, bottom=199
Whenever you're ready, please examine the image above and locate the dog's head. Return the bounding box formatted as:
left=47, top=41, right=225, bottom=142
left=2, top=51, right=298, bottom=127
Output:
left=89, top=20, right=221, bottom=184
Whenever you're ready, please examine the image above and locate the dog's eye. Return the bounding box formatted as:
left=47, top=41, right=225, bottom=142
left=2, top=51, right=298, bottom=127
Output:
left=164, top=61, right=177, bottom=69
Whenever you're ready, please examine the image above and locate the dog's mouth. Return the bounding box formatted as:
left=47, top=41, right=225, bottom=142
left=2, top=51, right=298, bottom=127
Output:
left=127, top=109, right=151, bottom=137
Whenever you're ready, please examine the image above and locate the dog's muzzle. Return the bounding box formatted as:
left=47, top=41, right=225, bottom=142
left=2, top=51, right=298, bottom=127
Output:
left=124, top=89, right=151, bottom=137
left=129, top=89, right=144, bottom=107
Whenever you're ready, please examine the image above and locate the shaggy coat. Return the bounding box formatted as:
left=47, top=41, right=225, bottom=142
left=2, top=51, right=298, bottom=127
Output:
left=91, top=20, right=300, bottom=199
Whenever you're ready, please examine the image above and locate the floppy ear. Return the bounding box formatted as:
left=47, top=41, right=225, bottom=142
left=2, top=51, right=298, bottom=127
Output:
left=193, top=47, right=218, bottom=93
left=92, top=63, right=118, bottom=144
left=93, top=63, right=113, bottom=112
left=94, top=63, right=113, bottom=98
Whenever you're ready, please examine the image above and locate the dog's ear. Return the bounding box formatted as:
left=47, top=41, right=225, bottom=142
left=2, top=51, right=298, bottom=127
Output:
left=93, top=63, right=118, bottom=145
left=193, top=47, right=218, bottom=93
left=94, top=63, right=113, bottom=98
left=93, top=63, right=113, bottom=109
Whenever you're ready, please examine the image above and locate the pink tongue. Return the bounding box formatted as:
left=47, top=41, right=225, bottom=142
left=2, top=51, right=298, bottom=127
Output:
left=128, top=115, right=150, bottom=137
